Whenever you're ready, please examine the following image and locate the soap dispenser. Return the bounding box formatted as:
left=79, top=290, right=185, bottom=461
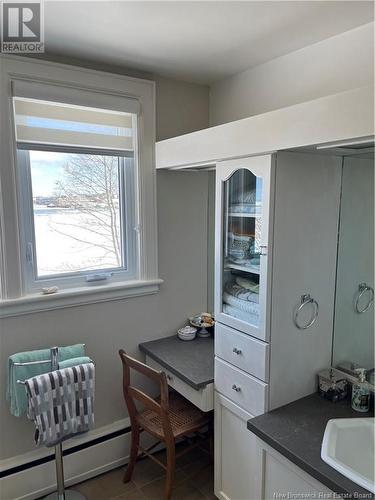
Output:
left=351, top=368, right=370, bottom=412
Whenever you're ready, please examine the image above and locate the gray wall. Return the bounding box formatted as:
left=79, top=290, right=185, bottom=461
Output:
left=155, top=75, right=209, bottom=141
left=0, top=170, right=211, bottom=459
left=0, top=63, right=210, bottom=460
left=26, top=53, right=209, bottom=142
left=209, top=23, right=374, bottom=125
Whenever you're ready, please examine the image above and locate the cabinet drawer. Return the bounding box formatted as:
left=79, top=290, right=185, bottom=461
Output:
left=146, top=356, right=214, bottom=412
left=215, top=357, right=268, bottom=416
left=215, top=323, right=269, bottom=382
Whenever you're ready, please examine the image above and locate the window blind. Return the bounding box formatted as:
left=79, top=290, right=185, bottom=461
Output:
left=12, top=80, right=139, bottom=153
left=13, top=98, right=135, bottom=153
left=11, top=79, right=140, bottom=114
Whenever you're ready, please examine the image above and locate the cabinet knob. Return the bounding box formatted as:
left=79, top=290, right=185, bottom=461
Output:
left=232, top=384, right=241, bottom=392
left=166, top=374, right=173, bottom=382
left=232, top=347, right=242, bottom=355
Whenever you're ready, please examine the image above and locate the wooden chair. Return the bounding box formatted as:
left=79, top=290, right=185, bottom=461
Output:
left=119, top=349, right=212, bottom=500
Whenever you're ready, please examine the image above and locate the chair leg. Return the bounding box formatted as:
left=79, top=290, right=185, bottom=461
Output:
left=123, top=425, right=140, bottom=483
left=165, top=440, right=176, bottom=500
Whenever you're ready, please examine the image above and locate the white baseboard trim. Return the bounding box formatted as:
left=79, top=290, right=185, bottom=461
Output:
left=1, top=418, right=140, bottom=500
left=0, top=418, right=130, bottom=473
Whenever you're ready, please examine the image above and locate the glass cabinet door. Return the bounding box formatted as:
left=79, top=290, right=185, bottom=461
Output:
left=216, top=155, right=272, bottom=341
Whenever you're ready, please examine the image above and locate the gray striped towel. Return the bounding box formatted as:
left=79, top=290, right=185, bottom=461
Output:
left=25, top=363, right=95, bottom=447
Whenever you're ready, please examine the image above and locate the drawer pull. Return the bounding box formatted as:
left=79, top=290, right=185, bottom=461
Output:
left=166, top=374, right=173, bottom=382
left=232, top=384, right=241, bottom=392
left=232, top=347, right=242, bottom=355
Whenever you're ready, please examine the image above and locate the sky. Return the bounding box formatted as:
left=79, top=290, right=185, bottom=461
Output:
left=25, top=119, right=128, bottom=197
left=30, top=150, right=66, bottom=197
left=20, top=109, right=132, bottom=197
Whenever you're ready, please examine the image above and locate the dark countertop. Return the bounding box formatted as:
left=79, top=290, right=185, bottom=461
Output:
left=247, top=393, right=374, bottom=498
left=139, top=335, right=214, bottom=390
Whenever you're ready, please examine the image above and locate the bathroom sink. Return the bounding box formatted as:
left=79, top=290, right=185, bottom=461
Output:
left=321, top=418, right=375, bottom=493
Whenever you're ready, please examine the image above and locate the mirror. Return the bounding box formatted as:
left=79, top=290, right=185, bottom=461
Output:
left=332, top=155, right=374, bottom=385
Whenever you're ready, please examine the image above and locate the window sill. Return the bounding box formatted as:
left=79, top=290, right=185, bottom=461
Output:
left=0, top=279, right=163, bottom=318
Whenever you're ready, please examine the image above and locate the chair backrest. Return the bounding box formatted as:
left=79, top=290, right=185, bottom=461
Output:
left=118, top=349, right=169, bottom=421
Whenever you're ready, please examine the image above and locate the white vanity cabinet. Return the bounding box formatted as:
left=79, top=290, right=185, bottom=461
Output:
left=214, top=393, right=258, bottom=500
left=254, top=438, right=334, bottom=500
left=214, top=153, right=271, bottom=500
left=214, top=151, right=342, bottom=500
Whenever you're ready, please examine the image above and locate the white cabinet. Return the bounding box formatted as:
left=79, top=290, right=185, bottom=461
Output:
left=214, top=393, right=259, bottom=500
left=268, top=152, right=342, bottom=409
left=215, top=323, right=269, bottom=382
left=213, top=156, right=269, bottom=500
left=215, top=358, right=267, bottom=416
left=214, top=151, right=342, bottom=500
left=255, top=438, right=333, bottom=500
left=215, top=155, right=274, bottom=342
left=214, top=151, right=342, bottom=406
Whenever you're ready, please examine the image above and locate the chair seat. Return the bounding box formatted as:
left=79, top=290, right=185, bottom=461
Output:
left=137, top=391, right=211, bottom=441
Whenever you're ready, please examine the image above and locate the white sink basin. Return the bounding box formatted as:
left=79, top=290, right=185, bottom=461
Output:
left=321, top=418, right=375, bottom=493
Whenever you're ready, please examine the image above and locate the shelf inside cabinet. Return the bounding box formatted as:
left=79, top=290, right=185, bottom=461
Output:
left=225, top=263, right=261, bottom=274
left=222, top=307, right=260, bottom=327
left=226, top=212, right=262, bottom=218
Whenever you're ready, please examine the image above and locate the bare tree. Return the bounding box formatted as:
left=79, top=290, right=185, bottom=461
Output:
left=50, top=154, right=122, bottom=269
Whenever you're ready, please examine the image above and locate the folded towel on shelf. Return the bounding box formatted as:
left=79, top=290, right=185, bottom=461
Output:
left=235, top=277, right=260, bottom=294
left=225, top=282, right=259, bottom=303
left=58, top=356, right=92, bottom=369
left=223, top=304, right=259, bottom=324
left=223, top=292, right=260, bottom=315
left=229, top=203, right=260, bottom=214
left=25, top=363, right=95, bottom=447
left=226, top=256, right=260, bottom=269
left=7, top=344, right=85, bottom=417
left=228, top=233, right=255, bottom=261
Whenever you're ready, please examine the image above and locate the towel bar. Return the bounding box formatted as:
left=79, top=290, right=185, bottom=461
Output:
left=14, top=359, right=52, bottom=366
left=14, top=346, right=87, bottom=500
left=16, top=359, right=94, bottom=386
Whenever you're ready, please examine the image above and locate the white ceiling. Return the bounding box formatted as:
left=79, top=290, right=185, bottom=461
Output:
left=44, top=1, right=374, bottom=84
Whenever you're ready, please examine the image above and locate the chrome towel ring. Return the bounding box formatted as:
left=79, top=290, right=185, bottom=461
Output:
left=293, top=294, right=319, bottom=330
left=354, top=283, right=374, bottom=314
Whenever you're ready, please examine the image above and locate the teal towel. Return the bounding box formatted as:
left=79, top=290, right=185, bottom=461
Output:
left=58, top=356, right=92, bottom=369
left=7, top=344, right=85, bottom=417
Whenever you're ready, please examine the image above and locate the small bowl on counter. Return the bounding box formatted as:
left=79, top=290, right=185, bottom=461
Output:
left=177, top=326, right=197, bottom=341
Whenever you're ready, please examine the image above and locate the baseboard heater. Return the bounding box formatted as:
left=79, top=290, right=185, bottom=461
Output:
left=0, top=426, right=131, bottom=479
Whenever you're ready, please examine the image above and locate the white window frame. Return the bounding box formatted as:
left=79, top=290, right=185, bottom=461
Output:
left=0, top=55, right=161, bottom=317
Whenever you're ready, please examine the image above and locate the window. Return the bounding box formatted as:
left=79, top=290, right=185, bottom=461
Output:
left=13, top=94, right=141, bottom=292
left=0, top=60, right=159, bottom=315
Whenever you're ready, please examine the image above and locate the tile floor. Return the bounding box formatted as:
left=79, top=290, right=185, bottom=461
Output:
left=69, top=444, right=215, bottom=500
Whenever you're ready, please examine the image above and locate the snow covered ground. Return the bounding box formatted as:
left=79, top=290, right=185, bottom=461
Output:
left=34, top=207, right=120, bottom=276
